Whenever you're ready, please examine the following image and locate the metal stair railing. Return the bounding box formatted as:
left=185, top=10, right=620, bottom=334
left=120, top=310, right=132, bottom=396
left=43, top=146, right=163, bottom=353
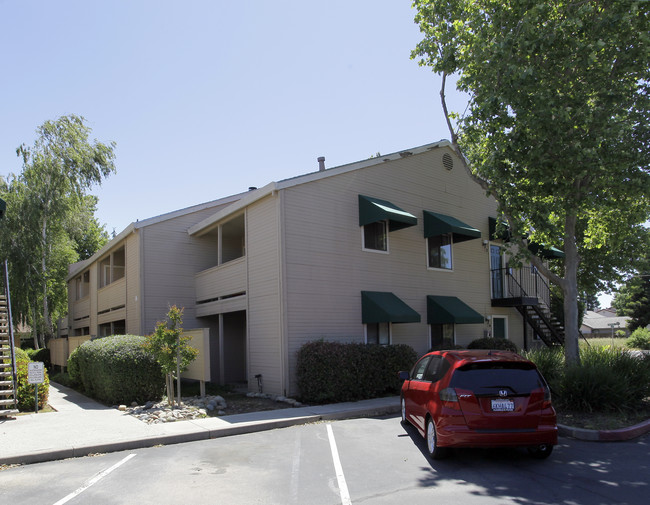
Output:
left=1, top=259, right=18, bottom=416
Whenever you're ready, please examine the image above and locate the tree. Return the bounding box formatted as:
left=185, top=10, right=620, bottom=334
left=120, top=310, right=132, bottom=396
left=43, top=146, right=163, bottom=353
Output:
left=0, top=115, right=115, bottom=347
left=613, top=253, right=650, bottom=331
left=144, top=306, right=198, bottom=408
left=412, top=0, right=650, bottom=363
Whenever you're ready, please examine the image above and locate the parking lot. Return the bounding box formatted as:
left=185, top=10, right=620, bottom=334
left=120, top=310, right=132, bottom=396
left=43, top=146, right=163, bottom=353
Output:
left=1, top=415, right=648, bottom=504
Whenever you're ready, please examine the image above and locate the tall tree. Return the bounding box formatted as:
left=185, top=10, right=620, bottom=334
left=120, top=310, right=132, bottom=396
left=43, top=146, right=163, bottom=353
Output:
left=412, top=0, right=650, bottom=363
left=0, top=115, right=116, bottom=347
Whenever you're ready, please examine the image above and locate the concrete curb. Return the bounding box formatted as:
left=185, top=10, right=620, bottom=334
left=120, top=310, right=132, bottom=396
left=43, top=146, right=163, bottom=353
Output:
left=558, top=418, right=650, bottom=442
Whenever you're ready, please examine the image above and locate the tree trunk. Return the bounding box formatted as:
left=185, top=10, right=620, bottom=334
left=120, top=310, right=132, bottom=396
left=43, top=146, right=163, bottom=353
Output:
left=41, top=217, right=50, bottom=348
left=563, top=214, right=581, bottom=365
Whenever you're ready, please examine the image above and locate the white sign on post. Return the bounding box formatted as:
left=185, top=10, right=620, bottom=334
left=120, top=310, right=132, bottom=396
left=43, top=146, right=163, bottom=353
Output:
left=28, top=362, right=44, bottom=384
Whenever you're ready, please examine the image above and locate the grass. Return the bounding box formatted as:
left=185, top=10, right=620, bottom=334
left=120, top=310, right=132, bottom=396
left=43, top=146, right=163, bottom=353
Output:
left=580, top=336, right=629, bottom=349
left=557, top=401, right=650, bottom=430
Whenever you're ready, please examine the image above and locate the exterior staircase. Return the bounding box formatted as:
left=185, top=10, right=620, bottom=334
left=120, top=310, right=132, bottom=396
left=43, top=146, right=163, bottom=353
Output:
left=0, top=262, right=19, bottom=417
left=491, top=266, right=565, bottom=348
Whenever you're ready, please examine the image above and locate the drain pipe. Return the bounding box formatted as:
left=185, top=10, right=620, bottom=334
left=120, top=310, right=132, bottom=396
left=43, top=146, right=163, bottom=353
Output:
left=254, top=374, right=263, bottom=393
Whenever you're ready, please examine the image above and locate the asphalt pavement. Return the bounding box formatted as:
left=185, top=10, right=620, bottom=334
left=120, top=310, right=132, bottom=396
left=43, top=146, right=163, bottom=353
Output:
left=1, top=383, right=649, bottom=466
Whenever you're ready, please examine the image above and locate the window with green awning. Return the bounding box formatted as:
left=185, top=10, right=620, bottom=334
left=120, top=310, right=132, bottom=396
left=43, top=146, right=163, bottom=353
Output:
left=423, top=211, right=481, bottom=243
left=361, top=291, right=421, bottom=324
left=358, top=195, right=417, bottom=231
left=427, top=295, right=484, bottom=324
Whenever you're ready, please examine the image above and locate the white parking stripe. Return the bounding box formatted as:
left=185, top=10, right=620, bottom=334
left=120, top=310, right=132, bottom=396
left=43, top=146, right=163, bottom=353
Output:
left=289, top=432, right=302, bottom=504
left=52, top=453, right=136, bottom=505
left=326, top=424, right=352, bottom=505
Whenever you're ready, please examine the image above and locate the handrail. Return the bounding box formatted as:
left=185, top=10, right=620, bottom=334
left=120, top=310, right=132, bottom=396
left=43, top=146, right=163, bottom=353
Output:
left=491, top=266, right=551, bottom=308
left=3, top=259, right=18, bottom=411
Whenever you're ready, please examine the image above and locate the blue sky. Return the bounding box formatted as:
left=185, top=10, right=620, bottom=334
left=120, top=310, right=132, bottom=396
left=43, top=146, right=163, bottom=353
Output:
left=1, top=0, right=466, bottom=233
left=0, top=1, right=615, bottom=305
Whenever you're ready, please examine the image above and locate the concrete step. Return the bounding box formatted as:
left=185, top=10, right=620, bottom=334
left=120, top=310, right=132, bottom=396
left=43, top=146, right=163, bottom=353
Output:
left=0, top=398, right=17, bottom=406
left=0, top=409, right=19, bottom=417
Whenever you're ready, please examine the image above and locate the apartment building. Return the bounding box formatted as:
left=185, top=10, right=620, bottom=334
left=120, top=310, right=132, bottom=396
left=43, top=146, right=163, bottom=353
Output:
left=60, top=141, right=559, bottom=396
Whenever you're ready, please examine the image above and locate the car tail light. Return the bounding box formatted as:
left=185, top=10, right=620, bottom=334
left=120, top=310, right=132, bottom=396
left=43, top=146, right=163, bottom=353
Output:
left=542, top=386, right=552, bottom=409
left=439, top=387, right=459, bottom=403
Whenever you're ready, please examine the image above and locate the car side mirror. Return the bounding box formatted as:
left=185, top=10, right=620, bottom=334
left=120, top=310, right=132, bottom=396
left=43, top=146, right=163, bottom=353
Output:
left=398, top=371, right=410, bottom=381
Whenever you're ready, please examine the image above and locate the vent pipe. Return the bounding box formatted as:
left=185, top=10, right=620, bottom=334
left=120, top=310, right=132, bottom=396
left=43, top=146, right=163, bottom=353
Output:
left=317, top=156, right=326, bottom=172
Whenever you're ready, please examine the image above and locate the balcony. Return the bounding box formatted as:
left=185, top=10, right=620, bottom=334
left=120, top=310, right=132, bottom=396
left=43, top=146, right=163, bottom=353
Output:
left=195, top=257, right=246, bottom=316
left=490, top=267, right=550, bottom=308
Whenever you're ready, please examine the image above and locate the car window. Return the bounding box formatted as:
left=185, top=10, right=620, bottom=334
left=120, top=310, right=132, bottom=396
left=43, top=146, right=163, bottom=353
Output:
left=410, top=356, right=431, bottom=381
left=450, top=362, right=545, bottom=395
left=423, top=355, right=450, bottom=383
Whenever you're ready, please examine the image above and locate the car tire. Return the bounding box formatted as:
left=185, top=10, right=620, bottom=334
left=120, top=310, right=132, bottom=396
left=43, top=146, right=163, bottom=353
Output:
left=426, top=418, right=448, bottom=460
left=528, top=444, right=553, bottom=459
left=400, top=397, right=408, bottom=425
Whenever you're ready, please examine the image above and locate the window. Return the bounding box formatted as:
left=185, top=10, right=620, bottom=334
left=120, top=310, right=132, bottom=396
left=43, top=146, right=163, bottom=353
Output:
left=98, top=319, right=126, bottom=337
left=98, top=246, right=126, bottom=288
left=366, top=322, right=390, bottom=345
left=492, top=315, right=508, bottom=339
left=423, top=355, right=450, bottom=382
left=430, top=323, right=454, bottom=349
left=410, top=356, right=431, bottom=381
left=427, top=233, right=452, bottom=269
left=363, top=220, right=388, bottom=252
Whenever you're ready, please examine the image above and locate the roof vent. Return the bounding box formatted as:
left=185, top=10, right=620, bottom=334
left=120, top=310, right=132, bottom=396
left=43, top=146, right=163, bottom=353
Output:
left=442, top=153, right=454, bottom=170
left=248, top=186, right=257, bottom=191
left=317, top=156, right=326, bottom=171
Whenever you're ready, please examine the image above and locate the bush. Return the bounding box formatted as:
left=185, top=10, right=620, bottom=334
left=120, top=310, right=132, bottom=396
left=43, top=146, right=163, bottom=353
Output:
left=522, top=347, right=564, bottom=391
left=561, top=347, right=650, bottom=413
left=13, top=347, right=49, bottom=411
left=467, top=337, right=518, bottom=352
left=296, top=340, right=417, bottom=404
left=626, top=327, right=650, bottom=350
left=27, top=347, right=51, bottom=370
left=67, top=335, right=165, bottom=405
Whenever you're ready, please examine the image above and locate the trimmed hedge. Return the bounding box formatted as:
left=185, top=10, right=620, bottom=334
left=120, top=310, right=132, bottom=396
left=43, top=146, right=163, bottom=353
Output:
left=467, top=337, right=518, bottom=352
left=296, top=340, right=417, bottom=404
left=13, top=347, right=50, bottom=411
left=27, top=347, right=51, bottom=370
left=67, top=335, right=165, bottom=405
left=626, top=327, right=650, bottom=350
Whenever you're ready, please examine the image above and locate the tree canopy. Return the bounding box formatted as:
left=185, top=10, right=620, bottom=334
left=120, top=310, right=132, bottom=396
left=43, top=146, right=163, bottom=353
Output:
left=0, top=115, right=115, bottom=347
left=412, top=0, right=650, bottom=362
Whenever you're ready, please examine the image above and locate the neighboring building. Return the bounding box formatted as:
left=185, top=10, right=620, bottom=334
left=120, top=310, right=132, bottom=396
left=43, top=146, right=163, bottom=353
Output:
left=581, top=310, right=631, bottom=337
left=57, top=141, right=563, bottom=396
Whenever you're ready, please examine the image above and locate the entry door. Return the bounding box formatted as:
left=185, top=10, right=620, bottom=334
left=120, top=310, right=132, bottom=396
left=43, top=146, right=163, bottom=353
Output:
left=490, top=245, right=504, bottom=299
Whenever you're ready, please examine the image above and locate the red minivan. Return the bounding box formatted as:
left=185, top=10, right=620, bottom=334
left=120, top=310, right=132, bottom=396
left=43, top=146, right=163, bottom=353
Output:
left=399, top=350, right=557, bottom=459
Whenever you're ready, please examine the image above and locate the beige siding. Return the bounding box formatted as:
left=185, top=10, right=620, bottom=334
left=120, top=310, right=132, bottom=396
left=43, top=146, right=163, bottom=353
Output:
left=125, top=231, right=141, bottom=334
left=195, top=257, right=246, bottom=303
left=141, top=206, right=226, bottom=334
left=97, top=277, right=126, bottom=313
left=280, top=147, right=522, bottom=395
left=245, top=195, right=284, bottom=395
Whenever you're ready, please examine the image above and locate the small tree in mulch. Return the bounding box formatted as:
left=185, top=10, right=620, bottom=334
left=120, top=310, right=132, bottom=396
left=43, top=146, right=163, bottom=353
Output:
left=144, top=306, right=197, bottom=408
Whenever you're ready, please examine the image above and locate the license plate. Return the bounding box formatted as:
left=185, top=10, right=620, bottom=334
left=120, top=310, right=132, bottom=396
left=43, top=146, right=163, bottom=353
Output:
left=491, top=399, right=514, bottom=412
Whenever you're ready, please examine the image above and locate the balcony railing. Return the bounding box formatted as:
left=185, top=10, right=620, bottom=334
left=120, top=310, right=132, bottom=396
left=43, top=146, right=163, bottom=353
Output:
left=491, top=266, right=551, bottom=308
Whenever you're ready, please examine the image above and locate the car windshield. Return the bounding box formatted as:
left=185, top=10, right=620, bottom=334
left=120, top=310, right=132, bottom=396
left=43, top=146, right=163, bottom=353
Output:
left=450, top=362, right=545, bottom=396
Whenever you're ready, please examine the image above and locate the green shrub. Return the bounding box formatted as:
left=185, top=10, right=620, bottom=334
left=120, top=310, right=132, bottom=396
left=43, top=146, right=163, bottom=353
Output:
left=557, top=346, right=650, bottom=413
left=296, top=340, right=417, bottom=404
left=522, top=347, right=565, bottom=391
left=626, top=327, right=650, bottom=350
left=67, top=335, right=165, bottom=405
left=27, top=347, right=51, bottom=370
left=467, top=337, right=518, bottom=352
left=13, top=347, right=49, bottom=411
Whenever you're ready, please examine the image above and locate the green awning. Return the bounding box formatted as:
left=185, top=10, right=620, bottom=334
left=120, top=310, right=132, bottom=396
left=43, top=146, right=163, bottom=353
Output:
left=528, top=242, right=565, bottom=259
left=358, top=195, right=417, bottom=231
left=423, top=211, right=481, bottom=243
left=361, top=291, right=421, bottom=324
left=427, top=295, right=484, bottom=324
left=489, top=217, right=565, bottom=259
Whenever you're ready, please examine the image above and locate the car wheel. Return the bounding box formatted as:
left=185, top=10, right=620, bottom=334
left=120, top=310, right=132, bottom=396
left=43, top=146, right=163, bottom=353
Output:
left=528, top=444, right=553, bottom=459
left=426, top=418, right=448, bottom=460
left=400, top=397, right=407, bottom=425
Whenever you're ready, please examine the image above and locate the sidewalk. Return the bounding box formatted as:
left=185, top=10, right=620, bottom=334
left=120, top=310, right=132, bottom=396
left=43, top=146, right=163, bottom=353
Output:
left=2, top=383, right=649, bottom=466
left=0, top=384, right=401, bottom=465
